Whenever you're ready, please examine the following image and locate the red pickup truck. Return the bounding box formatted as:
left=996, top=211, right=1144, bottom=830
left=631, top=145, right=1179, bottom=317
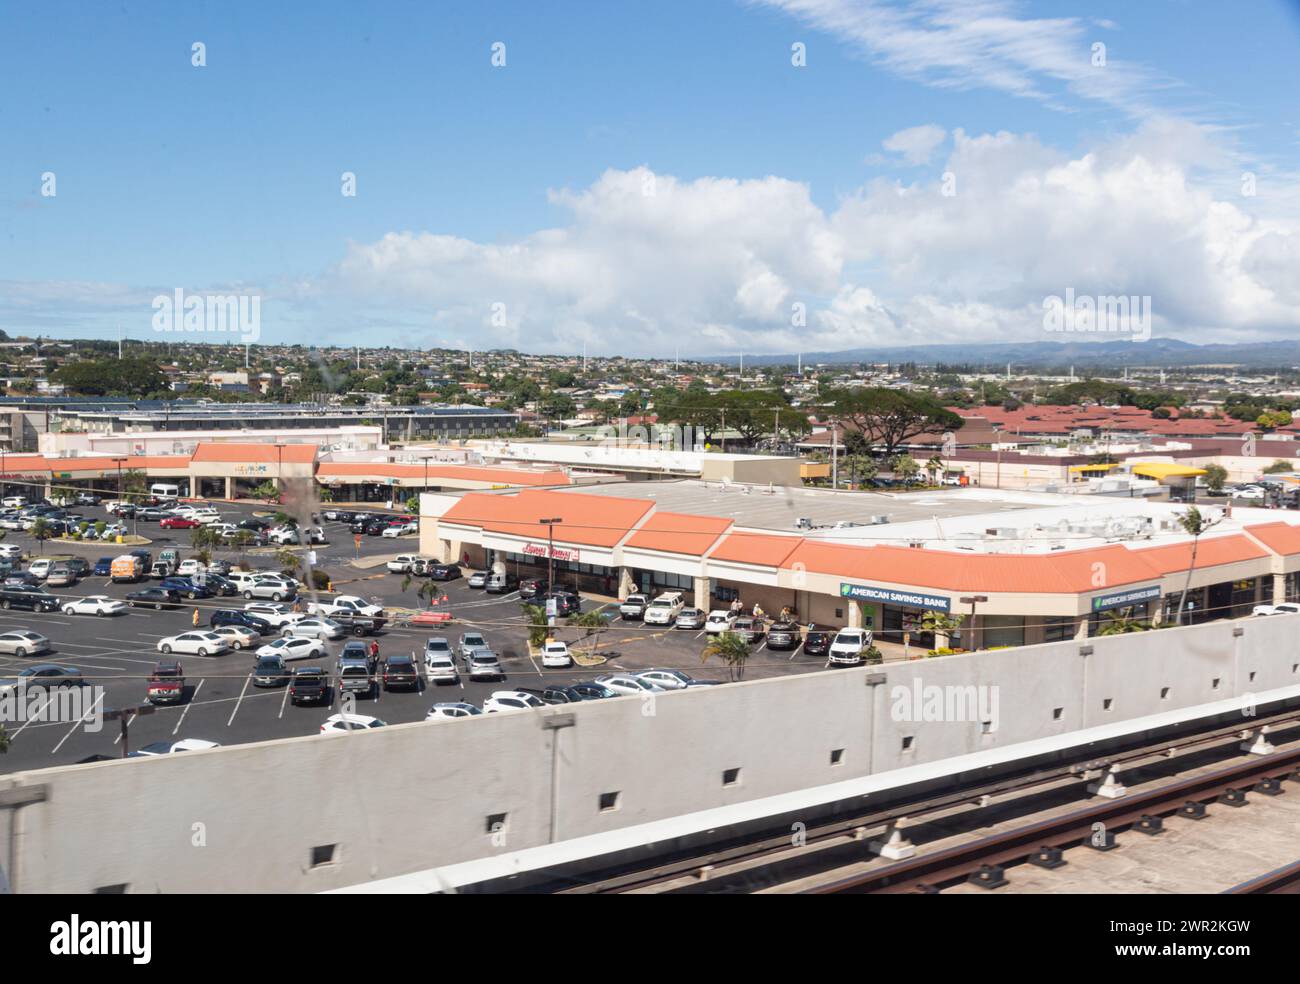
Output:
left=146, top=661, right=186, bottom=704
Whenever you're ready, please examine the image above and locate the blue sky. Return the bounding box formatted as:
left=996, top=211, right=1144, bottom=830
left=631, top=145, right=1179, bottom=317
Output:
left=4, top=1, right=1300, bottom=355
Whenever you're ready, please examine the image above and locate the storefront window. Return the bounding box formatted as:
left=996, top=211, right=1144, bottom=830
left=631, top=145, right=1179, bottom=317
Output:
left=982, top=615, right=1025, bottom=648
left=1042, top=616, right=1075, bottom=642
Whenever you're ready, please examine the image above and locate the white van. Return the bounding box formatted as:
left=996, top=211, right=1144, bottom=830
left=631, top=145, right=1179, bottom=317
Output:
left=150, top=483, right=180, bottom=501
left=643, top=591, right=686, bottom=626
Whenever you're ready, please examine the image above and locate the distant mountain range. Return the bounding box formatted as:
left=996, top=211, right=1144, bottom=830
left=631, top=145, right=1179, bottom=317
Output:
left=710, top=338, right=1300, bottom=370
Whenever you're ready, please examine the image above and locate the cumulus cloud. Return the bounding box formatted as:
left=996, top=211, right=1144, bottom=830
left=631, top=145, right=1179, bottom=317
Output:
left=881, top=124, right=948, bottom=165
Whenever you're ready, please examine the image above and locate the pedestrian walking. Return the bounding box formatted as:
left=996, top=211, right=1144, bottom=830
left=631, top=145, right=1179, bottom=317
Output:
left=191, top=608, right=200, bottom=627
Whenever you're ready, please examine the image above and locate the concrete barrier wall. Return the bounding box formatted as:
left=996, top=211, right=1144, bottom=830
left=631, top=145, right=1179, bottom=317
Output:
left=3, top=616, right=1298, bottom=893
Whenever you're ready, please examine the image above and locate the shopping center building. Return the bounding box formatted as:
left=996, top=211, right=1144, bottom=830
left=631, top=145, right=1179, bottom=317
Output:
left=421, top=481, right=1300, bottom=651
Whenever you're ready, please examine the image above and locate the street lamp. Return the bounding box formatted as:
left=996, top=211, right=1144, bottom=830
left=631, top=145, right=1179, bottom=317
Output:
left=959, top=595, right=988, bottom=650
left=539, top=517, right=563, bottom=621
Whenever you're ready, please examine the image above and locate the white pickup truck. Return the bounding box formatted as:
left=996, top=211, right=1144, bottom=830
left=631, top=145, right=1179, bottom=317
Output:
left=305, top=594, right=387, bottom=635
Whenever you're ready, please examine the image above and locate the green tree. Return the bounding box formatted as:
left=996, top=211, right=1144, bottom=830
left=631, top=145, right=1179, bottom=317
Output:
left=522, top=603, right=550, bottom=648
left=1263, top=459, right=1294, bottom=474
left=702, top=630, right=752, bottom=682
left=1203, top=463, right=1228, bottom=492
left=252, top=480, right=279, bottom=502
left=400, top=573, right=442, bottom=608
left=829, top=388, right=962, bottom=457
left=29, top=518, right=52, bottom=555
left=275, top=548, right=302, bottom=578
left=1096, top=609, right=1151, bottom=635
left=891, top=453, right=921, bottom=483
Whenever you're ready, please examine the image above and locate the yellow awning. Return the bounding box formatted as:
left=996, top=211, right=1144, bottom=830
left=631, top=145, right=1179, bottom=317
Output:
left=1130, top=462, right=1207, bottom=480
left=1068, top=463, right=1118, bottom=473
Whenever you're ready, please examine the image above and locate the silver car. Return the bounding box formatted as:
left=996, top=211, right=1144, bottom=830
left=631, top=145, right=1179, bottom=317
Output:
left=467, top=651, right=504, bottom=681
left=674, top=607, right=706, bottom=630
left=284, top=617, right=345, bottom=640
left=0, top=630, right=50, bottom=657
left=467, top=571, right=488, bottom=589
left=458, top=632, right=490, bottom=663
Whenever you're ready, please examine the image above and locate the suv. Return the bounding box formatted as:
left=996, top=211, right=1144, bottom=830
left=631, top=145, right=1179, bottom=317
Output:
left=619, top=594, right=650, bottom=620
left=252, top=654, right=291, bottom=688
left=381, top=655, right=421, bottom=692
left=803, top=624, right=833, bottom=657
left=643, top=592, right=685, bottom=626
left=828, top=628, right=870, bottom=666
left=765, top=619, right=801, bottom=650
left=485, top=571, right=518, bottom=594
left=534, top=591, right=581, bottom=618
left=518, top=577, right=548, bottom=600
left=0, top=586, right=60, bottom=613
left=241, top=577, right=297, bottom=602
left=209, top=609, right=274, bottom=635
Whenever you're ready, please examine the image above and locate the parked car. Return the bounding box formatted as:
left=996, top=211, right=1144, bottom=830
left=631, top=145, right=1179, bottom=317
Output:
left=159, top=516, right=199, bottom=530
left=382, top=655, right=421, bottom=692
left=44, top=564, right=79, bottom=588
left=252, top=654, right=291, bottom=687
left=705, top=610, right=737, bottom=634
left=1252, top=602, right=1300, bottom=616
left=595, top=673, right=664, bottom=696
left=255, top=636, right=327, bottom=662
left=160, top=576, right=213, bottom=600
left=540, top=640, right=572, bottom=668
left=466, top=651, right=504, bottom=681
left=0, top=586, right=61, bottom=612
left=458, top=632, right=491, bottom=662
left=467, top=570, right=488, bottom=589
left=146, top=661, right=186, bottom=705
left=619, top=594, right=650, bottom=620
left=92, top=556, right=115, bottom=576
left=803, top=624, right=833, bottom=657
left=483, top=690, right=546, bottom=713
left=241, top=577, right=297, bottom=602
left=242, top=603, right=306, bottom=629
left=428, top=563, right=462, bottom=581
left=569, top=682, right=618, bottom=701
left=335, top=656, right=377, bottom=698
left=643, top=592, right=685, bottom=626
left=765, top=620, right=801, bottom=650
left=386, top=554, right=423, bottom=574
left=828, top=628, right=870, bottom=666
left=62, top=595, right=128, bottom=617
left=675, top=607, right=706, bottom=630
left=732, top=616, right=766, bottom=644
left=635, top=668, right=720, bottom=690
left=0, top=630, right=51, bottom=657
left=425, top=702, right=482, bottom=720
left=518, top=577, right=549, bottom=599
left=157, top=631, right=230, bottom=657
left=485, top=571, right=518, bottom=594
left=289, top=666, right=331, bottom=706
left=0, top=663, right=84, bottom=692
left=424, top=637, right=458, bottom=683
left=320, top=713, right=386, bottom=732
left=212, top=625, right=260, bottom=650
left=210, top=608, right=274, bottom=635
left=533, top=590, right=581, bottom=617
left=127, top=738, right=220, bottom=757
left=283, top=617, right=346, bottom=641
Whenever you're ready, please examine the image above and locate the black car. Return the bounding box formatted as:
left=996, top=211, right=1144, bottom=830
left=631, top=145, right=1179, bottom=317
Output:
left=539, top=684, right=588, bottom=705
left=364, top=518, right=390, bottom=536
left=381, top=655, right=421, bottom=692
left=530, top=590, right=581, bottom=617
left=4, top=572, right=42, bottom=588
left=252, top=655, right=291, bottom=688
left=803, top=624, right=833, bottom=657
left=428, top=563, right=462, bottom=582
left=197, top=573, right=238, bottom=596
left=0, top=586, right=60, bottom=612
left=289, top=667, right=331, bottom=705
left=209, top=608, right=274, bottom=635
left=765, top=620, right=800, bottom=650
left=126, top=587, right=183, bottom=610
left=323, top=509, right=356, bottom=523
left=349, top=515, right=378, bottom=533
left=569, top=681, right=617, bottom=700
left=236, top=518, right=270, bottom=532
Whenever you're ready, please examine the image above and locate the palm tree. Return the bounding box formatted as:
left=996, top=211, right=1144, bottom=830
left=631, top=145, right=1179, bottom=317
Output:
left=566, top=608, right=610, bottom=657
left=29, top=518, right=51, bottom=555
left=926, top=454, right=944, bottom=485
left=702, top=630, right=752, bottom=682
left=275, top=548, right=302, bottom=579
left=1097, top=608, right=1151, bottom=635
left=1175, top=506, right=1222, bottom=626
left=919, top=610, right=966, bottom=647
left=400, top=573, right=442, bottom=608
left=522, top=603, right=550, bottom=648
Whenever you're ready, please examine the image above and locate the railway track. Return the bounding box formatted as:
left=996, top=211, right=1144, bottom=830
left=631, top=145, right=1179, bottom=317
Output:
left=554, top=708, right=1300, bottom=895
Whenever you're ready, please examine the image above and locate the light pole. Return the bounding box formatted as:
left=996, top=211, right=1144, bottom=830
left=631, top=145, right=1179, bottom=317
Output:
left=959, top=595, right=987, bottom=650
left=540, top=517, right=563, bottom=619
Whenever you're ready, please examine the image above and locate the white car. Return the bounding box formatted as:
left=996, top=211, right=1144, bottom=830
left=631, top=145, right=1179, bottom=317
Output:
left=636, top=668, right=700, bottom=690
left=177, top=559, right=207, bottom=577
left=266, top=526, right=301, bottom=545
left=242, top=578, right=297, bottom=601
left=0, top=516, right=26, bottom=531
left=0, top=544, right=22, bottom=560
left=1252, top=602, right=1300, bottom=616
left=284, top=617, right=345, bottom=640
left=643, top=593, right=685, bottom=626
left=212, top=625, right=260, bottom=650
left=483, top=690, right=546, bottom=713
left=130, top=738, right=220, bottom=756
left=828, top=628, right=870, bottom=666
left=243, top=603, right=306, bottom=629
left=1232, top=485, right=1266, bottom=498
left=425, top=702, right=482, bottom=720
left=540, top=640, right=572, bottom=668
left=62, top=595, right=128, bottom=617
left=705, top=610, right=737, bottom=634
left=595, top=673, right=665, bottom=696
left=1, top=496, right=27, bottom=509
left=256, top=636, right=326, bottom=662
left=320, top=713, right=387, bottom=733
left=157, top=631, right=230, bottom=657
left=0, top=630, right=51, bottom=657
left=192, top=510, right=222, bottom=525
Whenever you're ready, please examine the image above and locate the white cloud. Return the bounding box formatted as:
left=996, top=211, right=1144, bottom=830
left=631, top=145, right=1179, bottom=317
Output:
left=882, top=124, right=947, bottom=164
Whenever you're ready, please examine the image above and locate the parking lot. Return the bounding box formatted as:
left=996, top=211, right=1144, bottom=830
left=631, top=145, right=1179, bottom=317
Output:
left=0, top=500, right=829, bottom=773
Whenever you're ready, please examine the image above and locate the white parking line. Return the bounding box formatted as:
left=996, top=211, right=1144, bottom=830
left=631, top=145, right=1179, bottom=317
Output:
left=278, top=683, right=291, bottom=719
left=50, top=688, right=105, bottom=753
left=789, top=643, right=803, bottom=661
left=173, top=679, right=204, bottom=734
left=227, top=675, right=252, bottom=726
left=11, top=696, right=52, bottom=738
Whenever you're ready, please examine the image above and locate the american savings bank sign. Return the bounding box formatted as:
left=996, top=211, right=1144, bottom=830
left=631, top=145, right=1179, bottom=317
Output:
left=524, top=542, right=582, bottom=563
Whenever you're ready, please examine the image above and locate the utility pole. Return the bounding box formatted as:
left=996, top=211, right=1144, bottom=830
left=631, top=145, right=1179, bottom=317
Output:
left=117, top=324, right=123, bottom=360
left=540, top=517, right=562, bottom=625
